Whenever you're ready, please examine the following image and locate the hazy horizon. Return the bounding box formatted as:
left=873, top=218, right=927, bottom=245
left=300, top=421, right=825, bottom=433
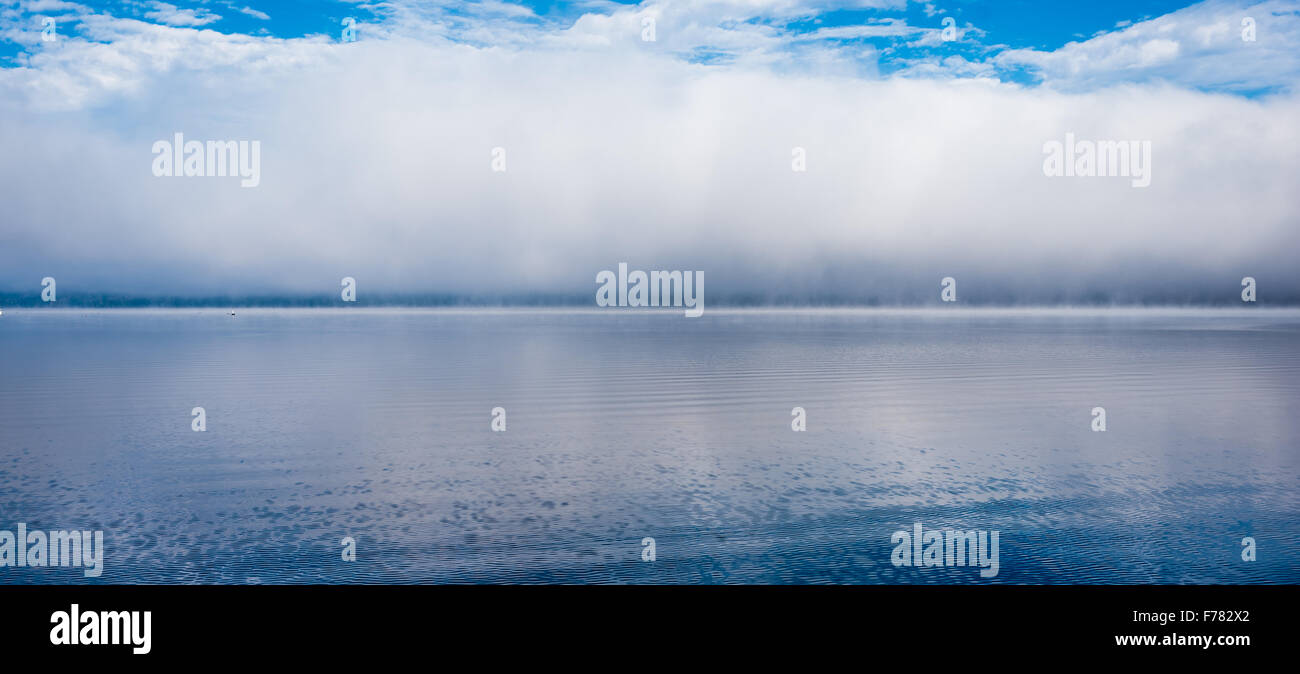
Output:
left=3, top=0, right=1299, bottom=303
left=5, top=292, right=1300, bottom=308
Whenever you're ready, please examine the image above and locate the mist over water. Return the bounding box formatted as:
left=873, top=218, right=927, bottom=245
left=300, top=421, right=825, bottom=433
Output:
left=1, top=308, right=1295, bottom=584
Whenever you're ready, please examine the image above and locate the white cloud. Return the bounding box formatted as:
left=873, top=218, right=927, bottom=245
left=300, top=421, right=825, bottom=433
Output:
left=995, top=0, right=1300, bottom=93
left=893, top=53, right=997, bottom=78
left=0, top=0, right=1297, bottom=300
left=143, top=2, right=221, bottom=28
left=796, top=19, right=919, bottom=41
left=237, top=6, right=270, bottom=21
left=21, top=0, right=87, bottom=12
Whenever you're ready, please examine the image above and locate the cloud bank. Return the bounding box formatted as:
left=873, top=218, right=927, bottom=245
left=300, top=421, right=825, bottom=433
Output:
left=1, top=0, right=1297, bottom=304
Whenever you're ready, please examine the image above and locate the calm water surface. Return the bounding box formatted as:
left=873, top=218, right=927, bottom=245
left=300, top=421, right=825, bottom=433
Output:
left=1, top=308, right=1296, bottom=584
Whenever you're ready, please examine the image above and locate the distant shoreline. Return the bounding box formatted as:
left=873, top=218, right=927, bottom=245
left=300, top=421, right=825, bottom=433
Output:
left=3, top=304, right=1299, bottom=314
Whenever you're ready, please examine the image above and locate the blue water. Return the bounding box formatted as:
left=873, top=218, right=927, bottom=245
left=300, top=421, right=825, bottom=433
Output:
left=0, top=308, right=1296, bottom=584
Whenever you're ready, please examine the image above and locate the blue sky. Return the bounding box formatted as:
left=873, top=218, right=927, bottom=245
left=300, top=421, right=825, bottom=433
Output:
left=0, top=1, right=1297, bottom=302
left=4, top=1, right=1295, bottom=93
left=0, top=1, right=1212, bottom=46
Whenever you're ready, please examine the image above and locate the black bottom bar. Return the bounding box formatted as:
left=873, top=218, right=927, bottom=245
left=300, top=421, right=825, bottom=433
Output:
left=1, top=585, right=1290, bottom=662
